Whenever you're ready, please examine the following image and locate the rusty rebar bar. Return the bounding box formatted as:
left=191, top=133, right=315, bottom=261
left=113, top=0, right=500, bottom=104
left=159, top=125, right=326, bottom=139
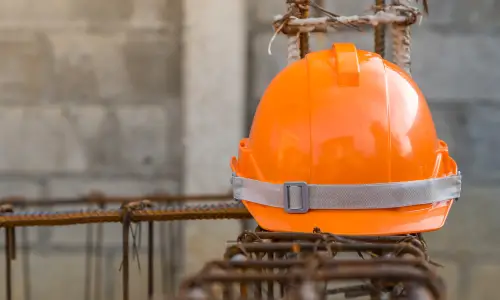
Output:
left=160, top=220, right=169, bottom=297
left=180, top=229, right=443, bottom=300
left=374, top=0, right=386, bottom=57
left=148, top=220, right=154, bottom=300
left=21, top=225, right=31, bottom=300
left=0, top=202, right=251, bottom=228
left=94, top=202, right=105, bottom=300
left=1, top=204, right=15, bottom=300
left=0, top=193, right=232, bottom=208
left=84, top=222, right=94, bottom=300
left=179, top=259, right=444, bottom=299
left=122, top=211, right=130, bottom=300
left=225, top=241, right=425, bottom=259
left=5, top=227, right=12, bottom=300
left=181, top=260, right=444, bottom=299
left=298, top=0, right=310, bottom=58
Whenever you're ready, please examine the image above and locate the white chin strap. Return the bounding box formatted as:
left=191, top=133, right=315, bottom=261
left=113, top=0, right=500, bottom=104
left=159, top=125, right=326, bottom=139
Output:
left=231, top=173, right=462, bottom=214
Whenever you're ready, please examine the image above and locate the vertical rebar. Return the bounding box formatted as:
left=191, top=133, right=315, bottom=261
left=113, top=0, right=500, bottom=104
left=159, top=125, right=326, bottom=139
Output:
left=374, top=0, right=386, bottom=57
left=21, top=226, right=31, bottom=300
left=94, top=202, right=105, bottom=300
left=5, top=227, right=12, bottom=300
left=148, top=221, right=154, bottom=300
left=177, top=200, right=186, bottom=286
left=167, top=215, right=176, bottom=297
left=84, top=223, right=94, bottom=300
left=122, top=213, right=130, bottom=300
left=170, top=200, right=185, bottom=297
left=159, top=219, right=168, bottom=296
left=391, top=0, right=412, bottom=74
left=254, top=254, right=262, bottom=298
left=10, top=227, right=16, bottom=261
left=369, top=281, right=382, bottom=300
left=298, top=0, right=310, bottom=58
left=267, top=251, right=274, bottom=299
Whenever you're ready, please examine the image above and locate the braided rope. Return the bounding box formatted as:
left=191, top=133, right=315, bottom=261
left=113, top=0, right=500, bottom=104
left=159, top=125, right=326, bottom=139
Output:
left=287, top=34, right=300, bottom=64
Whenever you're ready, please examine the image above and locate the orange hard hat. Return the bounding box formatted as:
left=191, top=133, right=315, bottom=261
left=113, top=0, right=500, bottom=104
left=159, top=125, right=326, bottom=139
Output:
left=230, top=43, right=461, bottom=236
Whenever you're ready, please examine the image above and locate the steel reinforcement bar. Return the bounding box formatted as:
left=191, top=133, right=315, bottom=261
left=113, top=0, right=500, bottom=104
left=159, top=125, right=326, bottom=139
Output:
left=0, top=200, right=251, bottom=300
left=178, top=231, right=446, bottom=300
left=0, top=202, right=251, bottom=227
left=0, top=192, right=233, bottom=208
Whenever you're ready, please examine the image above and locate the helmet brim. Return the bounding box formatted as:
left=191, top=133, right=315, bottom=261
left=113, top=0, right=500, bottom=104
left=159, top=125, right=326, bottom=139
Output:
left=243, top=200, right=453, bottom=235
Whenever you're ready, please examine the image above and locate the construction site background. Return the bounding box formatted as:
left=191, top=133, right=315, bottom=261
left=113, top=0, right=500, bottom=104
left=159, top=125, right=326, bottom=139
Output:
left=0, top=0, right=497, bottom=299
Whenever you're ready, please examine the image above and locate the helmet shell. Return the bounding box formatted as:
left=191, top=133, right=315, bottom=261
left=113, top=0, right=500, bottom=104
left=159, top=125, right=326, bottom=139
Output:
left=231, top=43, right=458, bottom=235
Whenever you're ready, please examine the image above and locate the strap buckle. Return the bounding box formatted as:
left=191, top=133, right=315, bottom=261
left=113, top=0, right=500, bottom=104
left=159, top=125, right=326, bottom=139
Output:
left=283, top=182, right=310, bottom=214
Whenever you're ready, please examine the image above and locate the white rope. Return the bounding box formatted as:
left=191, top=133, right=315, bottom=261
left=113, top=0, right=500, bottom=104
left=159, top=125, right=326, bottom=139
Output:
left=287, top=34, right=301, bottom=64
left=285, top=2, right=301, bottom=65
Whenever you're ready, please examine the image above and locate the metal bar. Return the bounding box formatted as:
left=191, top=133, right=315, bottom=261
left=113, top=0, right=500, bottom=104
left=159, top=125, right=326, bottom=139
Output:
left=0, top=193, right=232, bottom=208
left=21, top=226, right=31, bottom=300
left=84, top=223, right=94, bottom=300
left=5, top=227, right=12, bottom=300
left=159, top=220, right=168, bottom=297
left=94, top=203, right=105, bottom=300
left=374, top=0, right=386, bottom=57
left=148, top=220, right=154, bottom=300
left=0, top=202, right=251, bottom=227
left=299, top=0, right=310, bottom=57
left=122, top=213, right=130, bottom=300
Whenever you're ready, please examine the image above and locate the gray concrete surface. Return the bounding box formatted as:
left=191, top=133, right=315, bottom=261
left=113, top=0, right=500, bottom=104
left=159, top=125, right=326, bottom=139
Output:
left=0, top=0, right=498, bottom=299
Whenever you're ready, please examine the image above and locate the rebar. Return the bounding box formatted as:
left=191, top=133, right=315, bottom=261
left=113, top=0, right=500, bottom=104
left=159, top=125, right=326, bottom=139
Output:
left=148, top=220, right=154, bottom=300
left=0, top=202, right=250, bottom=227
left=178, top=230, right=445, bottom=300
left=122, top=208, right=131, bottom=300
left=0, top=193, right=232, bottom=208
left=374, top=0, right=386, bottom=57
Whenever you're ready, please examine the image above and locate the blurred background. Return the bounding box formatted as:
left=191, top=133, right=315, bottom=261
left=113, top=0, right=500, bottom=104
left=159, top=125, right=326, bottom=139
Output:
left=0, top=0, right=497, bottom=299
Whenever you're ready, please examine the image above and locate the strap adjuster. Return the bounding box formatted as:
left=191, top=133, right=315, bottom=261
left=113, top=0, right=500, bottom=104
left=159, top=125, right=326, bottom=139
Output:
left=283, top=182, right=310, bottom=214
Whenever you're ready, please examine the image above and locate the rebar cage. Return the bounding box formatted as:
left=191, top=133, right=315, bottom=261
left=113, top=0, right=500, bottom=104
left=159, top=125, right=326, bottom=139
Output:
left=177, top=231, right=446, bottom=300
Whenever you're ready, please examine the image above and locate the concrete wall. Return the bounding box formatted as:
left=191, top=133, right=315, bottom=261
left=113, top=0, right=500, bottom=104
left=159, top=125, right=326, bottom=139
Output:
left=0, top=0, right=498, bottom=299
left=249, top=1, right=500, bottom=300
left=0, top=0, right=246, bottom=299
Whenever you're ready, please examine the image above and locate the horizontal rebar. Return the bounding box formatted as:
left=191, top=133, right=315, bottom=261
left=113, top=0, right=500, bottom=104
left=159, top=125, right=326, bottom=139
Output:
left=0, top=193, right=233, bottom=208
left=0, top=202, right=251, bottom=227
